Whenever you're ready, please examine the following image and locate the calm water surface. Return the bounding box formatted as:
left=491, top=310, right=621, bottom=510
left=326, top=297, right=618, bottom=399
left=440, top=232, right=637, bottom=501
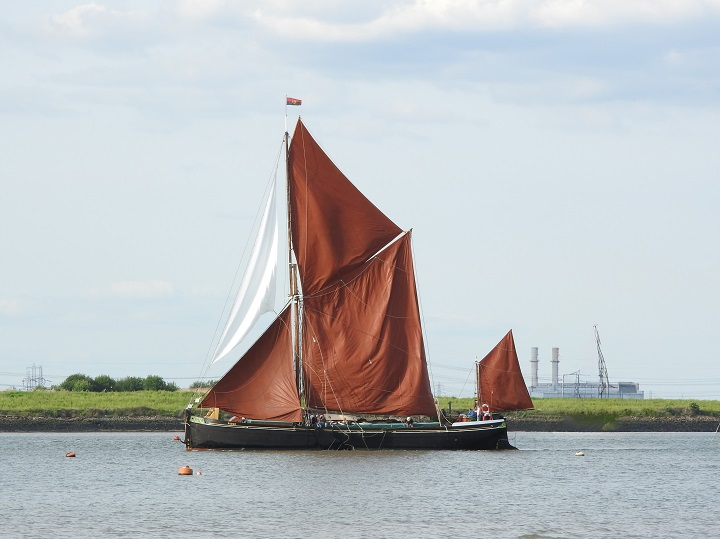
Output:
left=3, top=430, right=718, bottom=538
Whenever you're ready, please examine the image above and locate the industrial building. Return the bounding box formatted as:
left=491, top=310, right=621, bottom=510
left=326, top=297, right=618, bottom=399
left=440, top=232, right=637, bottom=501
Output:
left=527, top=346, right=644, bottom=399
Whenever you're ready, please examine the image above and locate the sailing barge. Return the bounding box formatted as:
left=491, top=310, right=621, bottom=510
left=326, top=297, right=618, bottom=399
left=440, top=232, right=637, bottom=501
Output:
left=184, top=117, right=532, bottom=450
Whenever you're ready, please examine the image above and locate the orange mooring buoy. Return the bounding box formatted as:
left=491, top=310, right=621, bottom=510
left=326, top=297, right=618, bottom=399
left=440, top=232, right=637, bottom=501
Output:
left=66, top=452, right=76, bottom=458
left=173, top=435, right=180, bottom=441
left=178, top=465, right=193, bottom=475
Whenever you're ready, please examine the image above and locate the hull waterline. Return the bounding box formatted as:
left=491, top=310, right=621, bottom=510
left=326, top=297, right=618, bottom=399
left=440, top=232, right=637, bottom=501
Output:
left=184, top=414, right=514, bottom=450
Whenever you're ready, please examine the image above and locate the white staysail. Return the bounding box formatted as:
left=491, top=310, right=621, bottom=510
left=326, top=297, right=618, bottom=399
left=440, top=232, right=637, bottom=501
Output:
left=213, top=180, right=279, bottom=363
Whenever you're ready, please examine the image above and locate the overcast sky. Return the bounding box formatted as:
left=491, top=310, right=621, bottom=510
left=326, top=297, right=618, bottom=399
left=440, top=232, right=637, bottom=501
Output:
left=2, top=1, right=719, bottom=399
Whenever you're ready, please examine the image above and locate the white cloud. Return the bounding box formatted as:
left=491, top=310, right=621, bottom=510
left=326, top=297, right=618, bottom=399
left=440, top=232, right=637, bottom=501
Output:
left=534, top=0, right=720, bottom=28
left=664, top=49, right=685, bottom=66
left=490, top=75, right=610, bottom=106
left=250, top=0, right=720, bottom=42
left=176, top=0, right=233, bottom=21
left=109, top=281, right=176, bottom=299
left=45, top=2, right=151, bottom=40
left=0, top=299, right=36, bottom=317
left=35, top=1, right=720, bottom=46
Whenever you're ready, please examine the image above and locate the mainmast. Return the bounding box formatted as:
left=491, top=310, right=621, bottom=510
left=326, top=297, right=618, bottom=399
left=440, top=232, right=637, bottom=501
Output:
left=285, top=127, right=303, bottom=402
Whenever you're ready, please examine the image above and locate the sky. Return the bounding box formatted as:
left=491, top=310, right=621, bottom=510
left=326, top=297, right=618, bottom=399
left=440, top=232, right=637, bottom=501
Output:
left=1, top=1, right=719, bottom=399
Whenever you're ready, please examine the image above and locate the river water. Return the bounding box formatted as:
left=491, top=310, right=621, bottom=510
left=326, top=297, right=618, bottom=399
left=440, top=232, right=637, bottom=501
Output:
left=3, top=430, right=717, bottom=538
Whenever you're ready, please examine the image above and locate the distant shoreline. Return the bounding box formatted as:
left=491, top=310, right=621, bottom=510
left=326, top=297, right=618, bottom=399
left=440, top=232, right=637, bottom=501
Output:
left=1, top=415, right=718, bottom=433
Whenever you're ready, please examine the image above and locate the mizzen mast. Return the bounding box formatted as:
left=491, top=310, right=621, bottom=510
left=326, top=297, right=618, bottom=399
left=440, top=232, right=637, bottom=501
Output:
left=285, top=126, right=303, bottom=402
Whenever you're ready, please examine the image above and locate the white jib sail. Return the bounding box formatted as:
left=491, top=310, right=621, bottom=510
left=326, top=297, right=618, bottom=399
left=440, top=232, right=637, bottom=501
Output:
left=212, top=180, right=279, bottom=363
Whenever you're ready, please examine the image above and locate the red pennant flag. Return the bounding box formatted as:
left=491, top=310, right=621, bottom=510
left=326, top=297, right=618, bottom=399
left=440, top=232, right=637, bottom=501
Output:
left=286, top=97, right=302, bottom=106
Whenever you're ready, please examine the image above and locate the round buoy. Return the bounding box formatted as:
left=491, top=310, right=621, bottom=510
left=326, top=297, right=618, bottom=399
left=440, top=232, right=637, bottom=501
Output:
left=196, top=471, right=203, bottom=476
left=178, top=465, right=193, bottom=475
left=66, top=452, right=76, bottom=458
left=575, top=451, right=585, bottom=456
left=173, top=435, right=180, bottom=441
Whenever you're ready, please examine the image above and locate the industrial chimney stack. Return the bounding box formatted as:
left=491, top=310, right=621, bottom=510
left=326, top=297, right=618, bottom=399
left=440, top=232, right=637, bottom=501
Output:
left=530, top=347, right=539, bottom=387
left=551, top=347, right=559, bottom=389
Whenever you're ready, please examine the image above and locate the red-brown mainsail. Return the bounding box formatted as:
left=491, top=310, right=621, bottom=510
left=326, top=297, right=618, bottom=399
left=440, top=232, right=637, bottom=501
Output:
left=302, top=233, right=436, bottom=417
left=288, top=119, right=434, bottom=417
left=288, top=119, right=402, bottom=294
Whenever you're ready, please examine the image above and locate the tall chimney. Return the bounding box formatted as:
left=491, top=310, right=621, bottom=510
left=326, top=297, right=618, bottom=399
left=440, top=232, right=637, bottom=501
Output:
left=530, top=347, right=539, bottom=387
left=551, top=347, right=559, bottom=389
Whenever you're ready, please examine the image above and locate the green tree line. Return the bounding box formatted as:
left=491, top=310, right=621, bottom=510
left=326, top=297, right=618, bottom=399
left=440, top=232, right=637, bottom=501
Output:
left=58, top=373, right=178, bottom=392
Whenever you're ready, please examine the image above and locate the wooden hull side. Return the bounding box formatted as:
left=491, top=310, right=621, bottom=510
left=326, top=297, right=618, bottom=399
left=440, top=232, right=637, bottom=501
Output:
left=184, top=416, right=512, bottom=450
left=185, top=419, right=334, bottom=449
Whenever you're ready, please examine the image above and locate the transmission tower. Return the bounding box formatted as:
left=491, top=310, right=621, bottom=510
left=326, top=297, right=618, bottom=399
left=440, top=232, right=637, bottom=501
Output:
left=594, top=325, right=610, bottom=398
left=23, top=364, right=46, bottom=390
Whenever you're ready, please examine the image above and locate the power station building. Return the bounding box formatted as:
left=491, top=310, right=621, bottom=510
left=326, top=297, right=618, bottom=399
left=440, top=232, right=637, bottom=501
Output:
left=528, top=346, right=644, bottom=399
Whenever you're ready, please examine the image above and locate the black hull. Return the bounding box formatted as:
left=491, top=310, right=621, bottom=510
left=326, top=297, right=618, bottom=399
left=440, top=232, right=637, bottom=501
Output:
left=184, top=415, right=514, bottom=450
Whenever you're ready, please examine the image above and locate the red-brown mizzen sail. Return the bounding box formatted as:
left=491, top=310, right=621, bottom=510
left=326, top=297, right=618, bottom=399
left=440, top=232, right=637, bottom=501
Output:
left=201, top=308, right=302, bottom=422
left=288, top=119, right=402, bottom=294
left=477, top=330, right=534, bottom=412
left=301, top=233, right=436, bottom=417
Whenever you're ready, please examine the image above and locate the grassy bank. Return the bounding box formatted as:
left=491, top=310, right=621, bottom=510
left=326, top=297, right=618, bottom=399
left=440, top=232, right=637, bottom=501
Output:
left=437, top=396, right=720, bottom=432
left=2, top=391, right=718, bottom=420
left=438, top=396, right=720, bottom=417
left=0, top=390, right=196, bottom=418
